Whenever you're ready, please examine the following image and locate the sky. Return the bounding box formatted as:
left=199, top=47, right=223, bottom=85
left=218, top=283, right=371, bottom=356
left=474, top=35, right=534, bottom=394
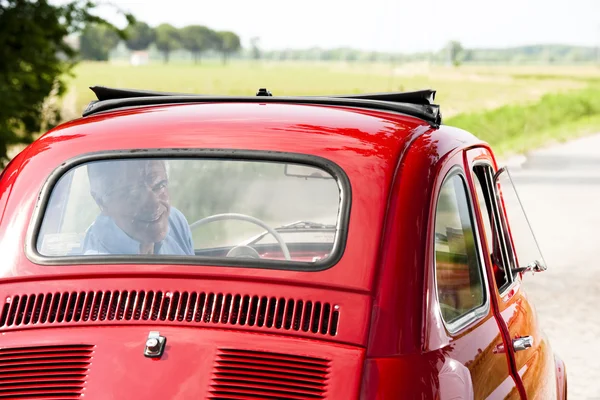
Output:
left=71, top=0, right=600, bottom=52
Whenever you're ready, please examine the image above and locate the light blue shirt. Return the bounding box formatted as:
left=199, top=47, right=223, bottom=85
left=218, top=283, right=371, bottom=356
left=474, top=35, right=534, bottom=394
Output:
left=82, top=207, right=194, bottom=255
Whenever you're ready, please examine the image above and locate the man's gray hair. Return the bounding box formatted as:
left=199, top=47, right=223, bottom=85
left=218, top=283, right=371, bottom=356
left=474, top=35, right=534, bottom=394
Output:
left=87, top=159, right=168, bottom=200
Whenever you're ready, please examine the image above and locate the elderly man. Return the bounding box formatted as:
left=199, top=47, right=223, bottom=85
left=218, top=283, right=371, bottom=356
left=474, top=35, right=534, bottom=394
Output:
left=82, top=159, right=194, bottom=255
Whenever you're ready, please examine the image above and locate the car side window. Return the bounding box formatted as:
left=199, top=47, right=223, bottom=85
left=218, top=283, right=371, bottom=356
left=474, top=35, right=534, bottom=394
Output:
left=494, top=168, right=546, bottom=276
left=472, top=165, right=512, bottom=290
left=434, top=173, right=485, bottom=324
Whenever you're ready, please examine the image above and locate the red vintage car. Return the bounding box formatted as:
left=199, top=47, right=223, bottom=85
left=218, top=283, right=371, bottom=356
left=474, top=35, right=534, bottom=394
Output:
left=0, top=87, right=566, bottom=399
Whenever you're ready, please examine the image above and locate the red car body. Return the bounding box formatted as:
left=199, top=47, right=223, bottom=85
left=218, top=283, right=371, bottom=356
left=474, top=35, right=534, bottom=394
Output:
left=0, top=89, right=566, bottom=399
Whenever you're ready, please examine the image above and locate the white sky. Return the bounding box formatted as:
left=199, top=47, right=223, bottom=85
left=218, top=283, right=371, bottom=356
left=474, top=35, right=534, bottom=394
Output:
left=76, top=0, right=600, bottom=52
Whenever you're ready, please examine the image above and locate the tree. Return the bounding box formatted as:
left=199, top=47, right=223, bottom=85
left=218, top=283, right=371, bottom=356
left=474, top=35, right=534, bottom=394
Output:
left=79, top=24, right=120, bottom=61
left=179, top=25, right=214, bottom=64
left=214, top=31, right=241, bottom=64
left=124, top=21, right=154, bottom=51
left=250, top=37, right=261, bottom=60
left=446, top=41, right=464, bottom=67
left=154, top=23, right=180, bottom=63
left=0, top=0, right=132, bottom=164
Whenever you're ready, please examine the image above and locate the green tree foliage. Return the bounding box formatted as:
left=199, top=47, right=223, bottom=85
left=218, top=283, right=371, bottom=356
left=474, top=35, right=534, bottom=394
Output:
left=215, top=31, right=241, bottom=64
left=446, top=40, right=464, bottom=66
left=79, top=24, right=120, bottom=61
left=124, top=21, right=154, bottom=51
left=179, top=25, right=214, bottom=64
left=154, top=23, right=180, bottom=63
left=0, top=0, right=131, bottom=164
left=258, top=44, right=599, bottom=64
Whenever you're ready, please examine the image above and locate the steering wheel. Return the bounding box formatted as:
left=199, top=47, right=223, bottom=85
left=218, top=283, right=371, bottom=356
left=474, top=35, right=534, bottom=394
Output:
left=189, top=213, right=291, bottom=260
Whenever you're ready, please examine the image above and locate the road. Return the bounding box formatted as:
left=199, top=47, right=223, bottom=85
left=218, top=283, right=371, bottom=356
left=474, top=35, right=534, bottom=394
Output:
left=508, top=133, right=600, bottom=400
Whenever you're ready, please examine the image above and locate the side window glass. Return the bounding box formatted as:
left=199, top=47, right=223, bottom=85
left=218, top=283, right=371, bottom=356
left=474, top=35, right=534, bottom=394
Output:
left=494, top=167, right=547, bottom=275
left=472, top=166, right=510, bottom=290
left=435, top=173, right=485, bottom=324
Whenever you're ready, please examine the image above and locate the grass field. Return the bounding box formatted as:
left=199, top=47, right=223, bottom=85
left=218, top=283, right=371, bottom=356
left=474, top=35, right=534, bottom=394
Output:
left=60, top=61, right=600, bottom=156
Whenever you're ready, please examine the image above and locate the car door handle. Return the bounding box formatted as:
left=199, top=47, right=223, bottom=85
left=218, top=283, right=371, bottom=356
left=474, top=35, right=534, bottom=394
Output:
left=513, top=336, right=534, bottom=352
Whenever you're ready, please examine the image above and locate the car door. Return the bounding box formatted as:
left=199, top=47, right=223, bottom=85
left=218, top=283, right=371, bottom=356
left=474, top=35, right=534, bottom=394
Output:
left=465, top=147, right=557, bottom=399
left=428, top=152, right=521, bottom=400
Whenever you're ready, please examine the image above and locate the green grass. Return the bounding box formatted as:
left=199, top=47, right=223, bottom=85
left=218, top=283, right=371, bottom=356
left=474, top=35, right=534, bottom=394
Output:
left=445, top=85, right=600, bottom=156
left=63, top=61, right=584, bottom=119
left=55, top=61, right=600, bottom=157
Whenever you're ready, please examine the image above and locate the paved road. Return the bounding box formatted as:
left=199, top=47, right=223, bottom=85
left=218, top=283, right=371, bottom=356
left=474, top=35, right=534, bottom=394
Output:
left=508, top=133, right=600, bottom=400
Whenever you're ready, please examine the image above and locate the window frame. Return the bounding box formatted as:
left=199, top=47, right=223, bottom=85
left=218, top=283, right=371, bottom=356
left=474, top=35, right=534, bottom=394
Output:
left=472, top=162, right=521, bottom=294
left=432, top=166, right=491, bottom=335
left=472, top=162, right=525, bottom=297
left=25, top=149, right=352, bottom=272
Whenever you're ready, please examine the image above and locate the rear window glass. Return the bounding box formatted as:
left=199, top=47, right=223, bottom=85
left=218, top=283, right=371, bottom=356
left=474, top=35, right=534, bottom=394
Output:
left=36, top=158, right=344, bottom=267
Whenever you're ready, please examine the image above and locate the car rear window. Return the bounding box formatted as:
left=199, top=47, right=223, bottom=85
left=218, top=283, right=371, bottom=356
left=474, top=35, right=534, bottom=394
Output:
left=35, top=157, right=346, bottom=268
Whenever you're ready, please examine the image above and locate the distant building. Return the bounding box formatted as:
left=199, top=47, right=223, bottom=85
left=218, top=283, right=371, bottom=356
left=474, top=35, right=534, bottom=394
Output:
left=130, top=51, right=149, bottom=66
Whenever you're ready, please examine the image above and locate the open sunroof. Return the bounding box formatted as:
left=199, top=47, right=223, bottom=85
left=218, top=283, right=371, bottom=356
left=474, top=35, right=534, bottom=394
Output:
left=83, top=86, right=442, bottom=126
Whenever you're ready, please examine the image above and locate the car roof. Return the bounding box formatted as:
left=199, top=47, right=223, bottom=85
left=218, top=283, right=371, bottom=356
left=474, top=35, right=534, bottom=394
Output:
left=32, top=86, right=442, bottom=166
left=35, top=99, right=435, bottom=169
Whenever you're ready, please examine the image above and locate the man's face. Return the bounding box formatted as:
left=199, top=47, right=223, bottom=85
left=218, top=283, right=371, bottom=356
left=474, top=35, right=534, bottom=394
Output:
left=100, top=161, right=170, bottom=244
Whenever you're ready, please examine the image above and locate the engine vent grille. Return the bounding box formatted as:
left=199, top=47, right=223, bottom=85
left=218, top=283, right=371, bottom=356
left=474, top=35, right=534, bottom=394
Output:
left=209, top=349, right=330, bottom=399
left=0, top=344, right=93, bottom=399
left=0, top=291, right=340, bottom=336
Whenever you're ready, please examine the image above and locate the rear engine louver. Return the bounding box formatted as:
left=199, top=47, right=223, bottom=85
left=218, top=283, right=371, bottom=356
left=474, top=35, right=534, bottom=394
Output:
left=0, top=291, right=339, bottom=336
left=210, top=349, right=330, bottom=399
left=0, top=344, right=93, bottom=399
